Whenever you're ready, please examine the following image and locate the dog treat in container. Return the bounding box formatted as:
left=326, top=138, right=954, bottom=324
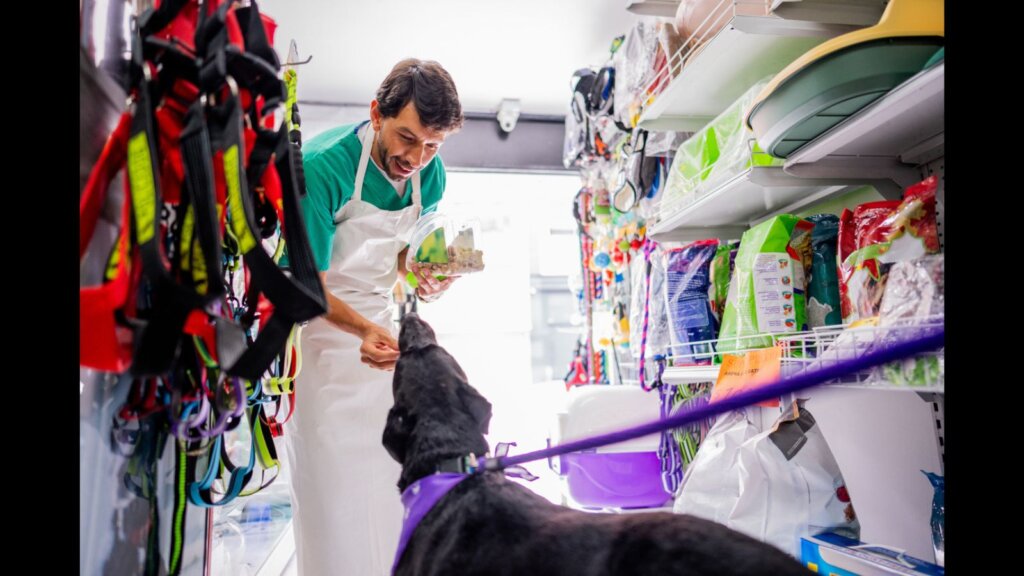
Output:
left=406, top=214, right=485, bottom=285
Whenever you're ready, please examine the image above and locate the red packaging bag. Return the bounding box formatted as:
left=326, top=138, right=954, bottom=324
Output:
left=841, top=177, right=939, bottom=323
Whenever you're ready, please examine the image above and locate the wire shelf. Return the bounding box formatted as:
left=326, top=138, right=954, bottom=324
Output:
left=776, top=316, right=944, bottom=392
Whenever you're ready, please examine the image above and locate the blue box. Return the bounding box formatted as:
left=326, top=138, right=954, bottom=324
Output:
left=801, top=532, right=943, bottom=575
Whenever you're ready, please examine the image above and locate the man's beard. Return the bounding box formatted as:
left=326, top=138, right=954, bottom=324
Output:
left=375, top=133, right=406, bottom=181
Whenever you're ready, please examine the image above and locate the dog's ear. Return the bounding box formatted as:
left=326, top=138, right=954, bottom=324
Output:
left=457, top=384, right=492, bottom=435
left=382, top=406, right=413, bottom=464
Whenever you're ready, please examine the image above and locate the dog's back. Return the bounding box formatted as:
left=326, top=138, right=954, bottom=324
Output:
left=398, top=473, right=809, bottom=576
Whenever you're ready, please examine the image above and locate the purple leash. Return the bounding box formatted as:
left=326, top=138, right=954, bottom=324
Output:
left=487, top=328, right=944, bottom=472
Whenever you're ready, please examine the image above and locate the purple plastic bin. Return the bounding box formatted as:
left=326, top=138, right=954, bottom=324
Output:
left=560, top=451, right=672, bottom=509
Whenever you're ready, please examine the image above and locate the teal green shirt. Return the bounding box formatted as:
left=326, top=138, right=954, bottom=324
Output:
left=284, top=121, right=445, bottom=271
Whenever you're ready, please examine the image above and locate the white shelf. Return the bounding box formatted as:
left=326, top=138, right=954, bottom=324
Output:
left=784, top=62, right=945, bottom=187
left=777, top=319, right=944, bottom=392
left=637, top=14, right=853, bottom=131
left=662, top=365, right=721, bottom=384
left=649, top=166, right=858, bottom=242
left=829, top=383, right=943, bottom=395
left=770, top=0, right=887, bottom=27
left=801, top=385, right=943, bottom=562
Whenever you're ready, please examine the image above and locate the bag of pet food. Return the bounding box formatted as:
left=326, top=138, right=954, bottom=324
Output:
left=664, top=240, right=719, bottom=364
left=876, top=254, right=944, bottom=387
left=841, top=176, right=940, bottom=323
left=879, top=254, right=944, bottom=323
left=718, top=215, right=812, bottom=353
left=673, top=409, right=761, bottom=522
left=837, top=201, right=899, bottom=322
left=710, top=239, right=740, bottom=320
left=675, top=401, right=859, bottom=558
left=805, top=214, right=842, bottom=328
left=731, top=401, right=860, bottom=558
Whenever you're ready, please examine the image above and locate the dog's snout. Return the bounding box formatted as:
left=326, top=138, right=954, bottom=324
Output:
left=399, top=313, right=437, bottom=352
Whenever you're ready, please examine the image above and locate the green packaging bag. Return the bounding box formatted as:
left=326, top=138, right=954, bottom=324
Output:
left=718, top=215, right=811, bottom=354
left=660, top=78, right=782, bottom=222
left=710, top=239, right=740, bottom=320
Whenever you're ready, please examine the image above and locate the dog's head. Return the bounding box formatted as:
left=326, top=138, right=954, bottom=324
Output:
left=397, top=309, right=439, bottom=352
left=384, top=314, right=492, bottom=484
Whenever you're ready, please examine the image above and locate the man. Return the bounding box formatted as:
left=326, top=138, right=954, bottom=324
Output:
left=284, top=58, right=463, bottom=575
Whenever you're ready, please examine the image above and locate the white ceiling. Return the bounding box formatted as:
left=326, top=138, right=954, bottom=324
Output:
left=260, top=0, right=645, bottom=117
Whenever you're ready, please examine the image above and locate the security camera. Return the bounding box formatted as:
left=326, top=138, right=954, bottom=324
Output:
left=497, top=99, right=521, bottom=133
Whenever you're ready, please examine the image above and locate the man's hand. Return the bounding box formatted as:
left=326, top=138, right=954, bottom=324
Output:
left=359, top=324, right=400, bottom=371
left=409, top=262, right=457, bottom=302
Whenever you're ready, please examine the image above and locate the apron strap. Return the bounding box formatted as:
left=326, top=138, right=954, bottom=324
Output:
left=355, top=122, right=423, bottom=207
left=354, top=123, right=374, bottom=203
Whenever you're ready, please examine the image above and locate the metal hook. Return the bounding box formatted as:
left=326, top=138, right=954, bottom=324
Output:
left=287, top=54, right=314, bottom=66
left=284, top=39, right=313, bottom=67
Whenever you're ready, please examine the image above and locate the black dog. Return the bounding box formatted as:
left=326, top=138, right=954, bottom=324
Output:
left=384, top=313, right=810, bottom=576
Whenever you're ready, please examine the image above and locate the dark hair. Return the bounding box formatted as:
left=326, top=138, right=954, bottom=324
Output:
left=376, top=59, right=464, bottom=132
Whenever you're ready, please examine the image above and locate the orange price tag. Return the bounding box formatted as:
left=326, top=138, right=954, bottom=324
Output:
left=711, top=347, right=782, bottom=408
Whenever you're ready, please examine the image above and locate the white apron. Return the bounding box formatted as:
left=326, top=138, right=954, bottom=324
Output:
left=286, top=123, right=421, bottom=576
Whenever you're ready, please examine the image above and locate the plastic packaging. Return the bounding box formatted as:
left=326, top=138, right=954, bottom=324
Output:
left=805, top=214, right=842, bottom=328
left=710, top=240, right=740, bottom=320
left=922, top=471, right=944, bottom=567
left=630, top=242, right=672, bottom=361
left=877, top=255, right=945, bottom=387
left=563, top=105, right=588, bottom=168
left=837, top=201, right=900, bottom=321
left=841, top=176, right=940, bottom=323
left=645, top=130, right=691, bottom=157
left=879, top=255, right=944, bottom=323
left=636, top=156, right=670, bottom=222
left=701, top=79, right=781, bottom=192
left=613, top=20, right=660, bottom=128
left=629, top=249, right=648, bottom=358
left=675, top=401, right=860, bottom=558
left=660, top=78, right=781, bottom=221
left=718, top=215, right=811, bottom=353
left=663, top=240, right=719, bottom=364
left=648, top=245, right=672, bottom=359
left=659, top=125, right=718, bottom=218
left=405, top=214, right=484, bottom=279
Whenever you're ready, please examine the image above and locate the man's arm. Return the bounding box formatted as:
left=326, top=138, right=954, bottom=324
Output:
left=318, top=272, right=400, bottom=370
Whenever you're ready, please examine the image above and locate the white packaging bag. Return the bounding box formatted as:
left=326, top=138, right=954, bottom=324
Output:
left=675, top=401, right=858, bottom=557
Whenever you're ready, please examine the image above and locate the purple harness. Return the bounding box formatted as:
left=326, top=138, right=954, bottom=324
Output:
left=392, top=472, right=470, bottom=574
left=392, top=444, right=538, bottom=574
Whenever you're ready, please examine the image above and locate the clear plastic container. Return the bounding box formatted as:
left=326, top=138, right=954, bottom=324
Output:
left=405, top=214, right=484, bottom=284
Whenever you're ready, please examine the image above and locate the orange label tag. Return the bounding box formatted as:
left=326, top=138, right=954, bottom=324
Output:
left=712, top=347, right=782, bottom=408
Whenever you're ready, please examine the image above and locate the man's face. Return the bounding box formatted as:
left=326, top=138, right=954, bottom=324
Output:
left=370, top=100, right=451, bottom=181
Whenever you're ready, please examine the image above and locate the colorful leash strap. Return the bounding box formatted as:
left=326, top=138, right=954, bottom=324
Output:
left=655, top=357, right=685, bottom=495
left=638, top=238, right=657, bottom=390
